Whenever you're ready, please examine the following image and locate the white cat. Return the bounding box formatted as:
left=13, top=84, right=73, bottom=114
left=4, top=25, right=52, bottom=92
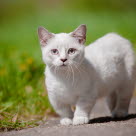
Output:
left=38, top=25, right=136, bottom=125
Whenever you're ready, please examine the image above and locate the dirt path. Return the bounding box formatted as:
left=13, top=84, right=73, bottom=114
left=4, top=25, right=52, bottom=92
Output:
left=1, top=98, right=136, bottom=136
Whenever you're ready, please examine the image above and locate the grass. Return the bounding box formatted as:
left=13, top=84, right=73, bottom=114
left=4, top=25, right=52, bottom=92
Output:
left=0, top=10, right=136, bottom=130
left=0, top=112, right=38, bottom=132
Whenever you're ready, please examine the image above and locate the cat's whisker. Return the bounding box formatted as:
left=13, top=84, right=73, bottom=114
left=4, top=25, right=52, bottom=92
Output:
left=69, top=65, right=75, bottom=85
left=56, top=66, right=60, bottom=74
left=54, top=66, right=58, bottom=75
left=65, top=67, right=69, bottom=79
left=73, top=63, right=81, bottom=76
left=66, top=66, right=71, bottom=80
left=49, top=64, right=55, bottom=70
left=72, top=61, right=86, bottom=74
left=72, top=59, right=84, bottom=66
left=72, top=60, right=81, bottom=65
left=79, top=58, right=85, bottom=65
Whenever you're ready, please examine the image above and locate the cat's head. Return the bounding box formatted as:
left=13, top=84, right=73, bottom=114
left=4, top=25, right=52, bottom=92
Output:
left=38, top=24, right=86, bottom=70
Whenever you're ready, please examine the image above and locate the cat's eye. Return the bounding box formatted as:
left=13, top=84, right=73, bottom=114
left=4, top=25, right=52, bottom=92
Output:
left=51, top=49, right=59, bottom=55
left=68, top=48, right=76, bottom=54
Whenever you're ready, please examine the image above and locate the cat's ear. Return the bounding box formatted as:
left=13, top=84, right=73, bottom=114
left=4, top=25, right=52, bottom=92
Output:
left=70, top=24, right=86, bottom=44
left=38, top=26, right=54, bottom=47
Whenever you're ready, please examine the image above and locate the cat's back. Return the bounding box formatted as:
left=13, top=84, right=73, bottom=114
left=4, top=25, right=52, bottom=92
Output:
left=86, top=33, right=132, bottom=54
left=85, top=33, right=134, bottom=62
left=85, top=33, right=136, bottom=87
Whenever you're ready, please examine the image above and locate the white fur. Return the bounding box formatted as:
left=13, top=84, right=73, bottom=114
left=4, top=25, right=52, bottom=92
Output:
left=60, top=118, right=72, bottom=125
left=38, top=26, right=136, bottom=126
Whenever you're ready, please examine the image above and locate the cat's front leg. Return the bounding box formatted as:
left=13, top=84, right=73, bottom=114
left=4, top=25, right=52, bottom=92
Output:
left=58, top=105, right=73, bottom=126
left=55, top=104, right=73, bottom=126
left=73, top=97, right=96, bottom=125
left=49, top=96, right=73, bottom=125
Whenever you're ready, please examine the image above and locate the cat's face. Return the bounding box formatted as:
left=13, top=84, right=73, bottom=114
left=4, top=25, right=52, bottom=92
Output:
left=38, top=25, right=86, bottom=70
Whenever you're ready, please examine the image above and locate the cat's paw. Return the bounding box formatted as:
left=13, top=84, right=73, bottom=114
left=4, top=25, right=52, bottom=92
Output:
left=73, top=116, right=89, bottom=125
left=112, top=110, right=128, bottom=118
left=60, top=118, right=72, bottom=126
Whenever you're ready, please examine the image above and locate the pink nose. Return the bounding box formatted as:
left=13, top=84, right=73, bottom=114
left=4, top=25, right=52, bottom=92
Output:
left=60, top=59, right=67, bottom=62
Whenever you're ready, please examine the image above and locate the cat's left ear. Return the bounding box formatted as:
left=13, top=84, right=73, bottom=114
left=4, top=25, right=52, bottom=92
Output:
left=70, top=24, right=86, bottom=44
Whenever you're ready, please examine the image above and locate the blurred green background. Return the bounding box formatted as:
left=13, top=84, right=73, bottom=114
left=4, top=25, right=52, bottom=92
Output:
left=0, top=0, right=136, bottom=125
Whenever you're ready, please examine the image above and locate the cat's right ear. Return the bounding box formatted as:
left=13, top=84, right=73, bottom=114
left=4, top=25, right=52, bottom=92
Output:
left=38, top=27, right=54, bottom=47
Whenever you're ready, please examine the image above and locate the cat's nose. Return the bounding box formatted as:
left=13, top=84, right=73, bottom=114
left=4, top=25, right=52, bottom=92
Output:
left=60, top=58, right=67, bottom=62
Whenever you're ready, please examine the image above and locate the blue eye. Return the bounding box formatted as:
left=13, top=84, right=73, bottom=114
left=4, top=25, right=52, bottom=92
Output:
left=51, top=49, right=59, bottom=55
left=68, top=48, right=76, bottom=54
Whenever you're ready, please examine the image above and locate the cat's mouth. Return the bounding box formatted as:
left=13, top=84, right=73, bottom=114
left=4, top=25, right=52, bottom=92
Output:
left=61, top=64, right=67, bottom=67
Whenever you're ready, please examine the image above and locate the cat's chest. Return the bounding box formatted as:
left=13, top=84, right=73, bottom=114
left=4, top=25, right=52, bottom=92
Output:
left=46, top=76, right=81, bottom=93
left=46, top=75, right=90, bottom=104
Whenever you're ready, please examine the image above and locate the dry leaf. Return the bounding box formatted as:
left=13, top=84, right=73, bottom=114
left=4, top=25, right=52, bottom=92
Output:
left=11, top=113, right=18, bottom=123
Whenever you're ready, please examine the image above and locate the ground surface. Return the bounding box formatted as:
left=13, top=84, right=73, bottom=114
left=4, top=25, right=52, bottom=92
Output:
left=1, top=98, right=136, bottom=136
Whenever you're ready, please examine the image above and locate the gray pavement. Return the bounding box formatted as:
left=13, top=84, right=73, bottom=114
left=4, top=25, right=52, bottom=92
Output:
left=1, top=98, right=136, bottom=136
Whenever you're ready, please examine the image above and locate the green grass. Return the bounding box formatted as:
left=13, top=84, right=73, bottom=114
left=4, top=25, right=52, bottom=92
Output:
left=0, top=10, right=136, bottom=130
left=0, top=112, right=38, bottom=131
